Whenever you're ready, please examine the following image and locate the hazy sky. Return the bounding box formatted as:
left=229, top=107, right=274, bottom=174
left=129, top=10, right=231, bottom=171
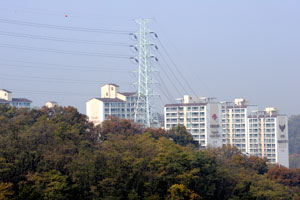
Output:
left=0, top=1, right=299, bottom=115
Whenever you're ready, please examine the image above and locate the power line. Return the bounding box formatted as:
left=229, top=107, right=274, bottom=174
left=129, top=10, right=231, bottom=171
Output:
left=156, top=73, right=175, bottom=102
left=0, top=6, right=134, bottom=22
left=0, top=63, right=129, bottom=72
left=0, top=73, right=130, bottom=85
left=9, top=88, right=96, bottom=97
left=0, top=30, right=131, bottom=46
left=156, top=36, right=200, bottom=98
left=0, top=43, right=132, bottom=59
left=0, top=18, right=133, bottom=34
left=0, top=58, right=131, bottom=71
left=156, top=61, right=183, bottom=97
left=157, top=51, right=190, bottom=95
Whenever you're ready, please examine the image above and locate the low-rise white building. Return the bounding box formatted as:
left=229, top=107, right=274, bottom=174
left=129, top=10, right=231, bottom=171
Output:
left=0, top=89, right=32, bottom=109
left=164, top=95, right=222, bottom=148
left=86, top=84, right=137, bottom=125
left=45, top=101, right=58, bottom=108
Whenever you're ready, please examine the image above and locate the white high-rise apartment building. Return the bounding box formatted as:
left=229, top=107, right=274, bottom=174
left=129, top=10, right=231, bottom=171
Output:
left=164, top=95, right=222, bottom=148
left=221, top=99, right=257, bottom=153
left=247, top=107, right=289, bottom=167
left=86, top=84, right=136, bottom=125
left=222, top=99, right=289, bottom=167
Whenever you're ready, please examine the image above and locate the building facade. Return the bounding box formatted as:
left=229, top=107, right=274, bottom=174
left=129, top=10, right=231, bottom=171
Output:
left=165, top=95, right=289, bottom=167
left=0, top=89, right=32, bottom=109
left=222, top=99, right=289, bottom=167
left=247, top=108, right=289, bottom=167
left=86, top=84, right=137, bottom=125
left=221, top=99, right=257, bottom=153
left=164, top=95, right=222, bottom=148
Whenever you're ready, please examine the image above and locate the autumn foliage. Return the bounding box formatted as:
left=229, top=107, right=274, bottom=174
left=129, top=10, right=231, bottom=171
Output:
left=0, top=105, right=299, bottom=199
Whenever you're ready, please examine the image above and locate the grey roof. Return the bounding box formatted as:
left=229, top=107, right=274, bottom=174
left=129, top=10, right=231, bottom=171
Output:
left=120, top=92, right=136, bottom=96
left=165, top=103, right=207, bottom=107
left=0, top=89, right=12, bottom=93
left=12, top=98, right=32, bottom=103
left=0, top=98, right=32, bottom=103
left=0, top=99, right=10, bottom=103
left=95, top=98, right=125, bottom=103
left=47, top=101, right=58, bottom=104
left=104, top=83, right=119, bottom=87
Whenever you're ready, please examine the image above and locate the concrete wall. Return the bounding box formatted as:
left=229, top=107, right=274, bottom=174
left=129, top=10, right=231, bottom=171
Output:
left=276, top=115, right=289, bottom=168
left=0, top=90, right=12, bottom=101
left=86, top=99, right=101, bottom=126
left=206, top=103, right=222, bottom=148
left=101, top=84, right=118, bottom=98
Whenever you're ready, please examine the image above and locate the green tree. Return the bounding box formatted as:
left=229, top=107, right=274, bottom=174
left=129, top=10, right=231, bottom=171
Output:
left=167, top=184, right=201, bottom=200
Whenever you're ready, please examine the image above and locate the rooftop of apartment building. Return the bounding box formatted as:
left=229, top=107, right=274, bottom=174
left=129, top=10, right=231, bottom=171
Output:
left=94, top=98, right=126, bottom=102
left=248, top=107, right=286, bottom=118
left=0, top=89, right=12, bottom=93
left=165, top=95, right=217, bottom=107
left=87, top=84, right=136, bottom=102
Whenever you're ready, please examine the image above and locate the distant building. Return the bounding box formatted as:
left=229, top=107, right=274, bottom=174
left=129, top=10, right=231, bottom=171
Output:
left=45, top=101, right=58, bottom=108
left=0, top=89, right=32, bottom=109
left=247, top=107, right=289, bottom=167
left=165, top=95, right=289, bottom=167
left=221, top=99, right=289, bottom=167
left=164, top=95, right=223, bottom=148
left=86, top=84, right=137, bottom=125
left=221, top=99, right=257, bottom=153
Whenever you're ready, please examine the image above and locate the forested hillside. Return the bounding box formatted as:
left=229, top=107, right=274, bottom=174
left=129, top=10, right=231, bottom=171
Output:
left=289, top=115, right=300, bottom=168
left=1, top=105, right=300, bottom=199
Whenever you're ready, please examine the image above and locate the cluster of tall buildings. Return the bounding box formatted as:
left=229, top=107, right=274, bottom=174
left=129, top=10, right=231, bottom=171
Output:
left=87, top=84, right=289, bottom=167
left=0, top=85, right=289, bottom=167
left=164, top=95, right=289, bottom=167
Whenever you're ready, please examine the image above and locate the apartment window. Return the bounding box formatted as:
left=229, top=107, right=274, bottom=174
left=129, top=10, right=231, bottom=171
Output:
left=193, top=129, right=199, bottom=133
left=192, top=107, right=199, bottom=111
left=192, top=135, right=199, bottom=139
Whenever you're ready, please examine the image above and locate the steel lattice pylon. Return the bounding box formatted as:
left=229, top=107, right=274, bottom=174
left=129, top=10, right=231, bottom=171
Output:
left=134, top=19, right=156, bottom=127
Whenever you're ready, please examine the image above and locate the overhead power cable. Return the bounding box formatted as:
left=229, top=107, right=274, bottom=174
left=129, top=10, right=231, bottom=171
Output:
left=0, top=43, right=132, bottom=59
left=0, top=63, right=129, bottom=73
left=0, top=30, right=131, bottom=46
left=156, top=37, right=199, bottom=98
left=0, top=73, right=130, bottom=85
left=156, top=62, right=183, bottom=97
left=0, top=58, right=130, bottom=71
left=9, top=89, right=96, bottom=97
left=157, top=51, right=190, bottom=96
left=0, top=18, right=133, bottom=34
left=156, top=73, right=175, bottom=102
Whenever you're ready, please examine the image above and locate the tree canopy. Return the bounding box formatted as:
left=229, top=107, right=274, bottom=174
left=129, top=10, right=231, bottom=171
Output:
left=0, top=105, right=299, bottom=199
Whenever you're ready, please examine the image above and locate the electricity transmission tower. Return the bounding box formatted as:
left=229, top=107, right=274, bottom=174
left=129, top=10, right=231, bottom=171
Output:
left=133, top=19, right=158, bottom=127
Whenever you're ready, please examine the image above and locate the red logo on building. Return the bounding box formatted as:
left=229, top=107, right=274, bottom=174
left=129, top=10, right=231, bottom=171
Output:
left=212, top=114, right=217, bottom=120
